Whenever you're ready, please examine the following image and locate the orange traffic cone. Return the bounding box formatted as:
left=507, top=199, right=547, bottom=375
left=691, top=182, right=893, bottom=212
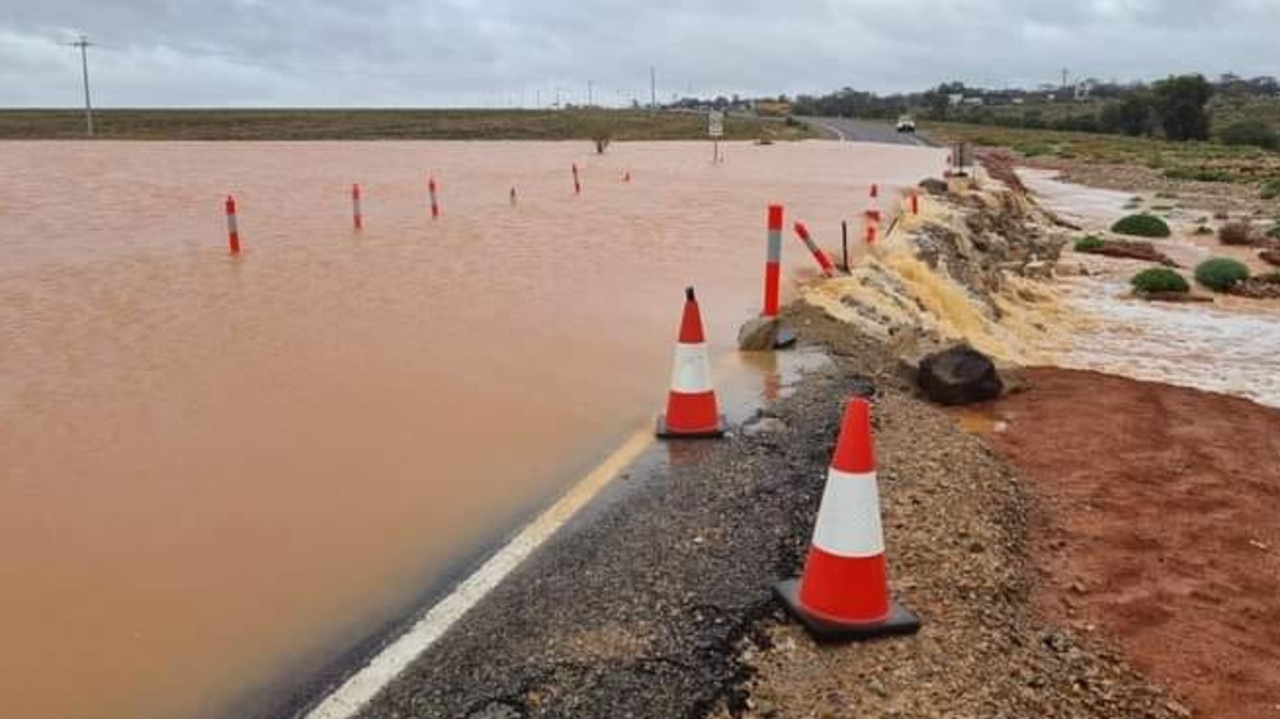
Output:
left=776, top=397, right=919, bottom=640
left=656, top=287, right=725, bottom=439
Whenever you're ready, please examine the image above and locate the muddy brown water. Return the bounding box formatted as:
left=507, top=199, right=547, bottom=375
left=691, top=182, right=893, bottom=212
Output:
left=0, top=140, right=943, bottom=719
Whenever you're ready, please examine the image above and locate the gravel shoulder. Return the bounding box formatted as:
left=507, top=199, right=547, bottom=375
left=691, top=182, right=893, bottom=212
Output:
left=349, top=305, right=1183, bottom=719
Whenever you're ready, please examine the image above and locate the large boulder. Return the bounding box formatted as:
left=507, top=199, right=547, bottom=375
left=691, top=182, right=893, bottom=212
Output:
left=737, top=316, right=779, bottom=351
left=917, top=345, right=1004, bottom=406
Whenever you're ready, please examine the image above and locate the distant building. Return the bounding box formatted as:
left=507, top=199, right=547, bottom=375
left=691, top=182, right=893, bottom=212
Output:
left=1074, top=80, right=1095, bottom=102
left=948, top=93, right=965, bottom=106
left=962, top=96, right=985, bottom=106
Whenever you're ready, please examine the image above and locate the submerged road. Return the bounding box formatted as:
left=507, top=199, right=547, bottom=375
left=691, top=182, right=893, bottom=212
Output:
left=799, top=116, right=931, bottom=146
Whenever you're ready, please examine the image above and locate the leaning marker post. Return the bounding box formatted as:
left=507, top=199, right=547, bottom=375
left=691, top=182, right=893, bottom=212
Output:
left=793, top=220, right=836, bottom=278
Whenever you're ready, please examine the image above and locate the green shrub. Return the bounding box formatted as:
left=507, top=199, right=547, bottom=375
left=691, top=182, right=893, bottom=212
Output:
left=1262, top=178, right=1280, bottom=200
left=1193, top=225, right=1215, bottom=236
left=1267, top=224, right=1280, bottom=239
left=1075, top=235, right=1105, bottom=252
left=1164, top=166, right=1232, bottom=183
left=1219, top=120, right=1280, bottom=151
left=1218, top=221, right=1257, bottom=246
left=1195, top=258, right=1250, bottom=292
left=1112, top=214, right=1172, bottom=238
left=1131, top=268, right=1190, bottom=294
left=1015, top=142, right=1054, bottom=158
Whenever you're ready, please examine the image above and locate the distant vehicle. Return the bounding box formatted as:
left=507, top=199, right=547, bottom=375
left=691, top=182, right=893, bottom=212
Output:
left=896, top=115, right=916, bottom=133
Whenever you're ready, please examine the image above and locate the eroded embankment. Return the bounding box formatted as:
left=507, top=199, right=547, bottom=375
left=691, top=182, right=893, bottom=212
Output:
left=749, top=168, right=1279, bottom=718
left=802, top=175, right=1077, bottom=367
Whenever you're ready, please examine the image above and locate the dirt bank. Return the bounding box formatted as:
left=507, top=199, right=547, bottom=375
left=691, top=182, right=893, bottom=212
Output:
left=969, top=368, right=1280, bottom=719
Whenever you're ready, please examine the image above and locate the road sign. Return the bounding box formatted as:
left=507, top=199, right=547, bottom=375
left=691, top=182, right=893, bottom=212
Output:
left=708, top=111, right=724, bottom=138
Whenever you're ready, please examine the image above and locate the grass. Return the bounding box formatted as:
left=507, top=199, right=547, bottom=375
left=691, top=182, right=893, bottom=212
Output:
left=924, top=121, right=1280, bottom=186
left=0, top=109, right=815, bottom=142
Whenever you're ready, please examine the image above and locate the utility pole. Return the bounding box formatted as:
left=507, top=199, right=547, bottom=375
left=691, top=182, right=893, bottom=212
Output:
left=67, top=34, right=94, bottom=137
left=1061, top=68, right=1069, bottom=91
left=587, top=80, right=594, bottom=107
left=650, top=66, right=657, bottom=114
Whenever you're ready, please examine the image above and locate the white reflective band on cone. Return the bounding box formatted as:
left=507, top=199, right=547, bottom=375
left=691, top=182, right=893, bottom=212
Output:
left=810, top=470, right=885, bottom=557
left=227, top=215, right=238, bottom=233
left=670, top=343, right=713, bottom=393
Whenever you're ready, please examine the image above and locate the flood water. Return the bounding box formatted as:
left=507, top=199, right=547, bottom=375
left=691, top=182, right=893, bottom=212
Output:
left=0, top=140, right=943, bottom=719
left=1019, top=169, right=1280, bottom=409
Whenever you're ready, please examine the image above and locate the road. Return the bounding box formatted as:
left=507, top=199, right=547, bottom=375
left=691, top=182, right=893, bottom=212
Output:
left=799, top=116, right=932, bottom=146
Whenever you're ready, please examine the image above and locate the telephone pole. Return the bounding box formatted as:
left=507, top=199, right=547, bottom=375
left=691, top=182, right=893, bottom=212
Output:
left=649, top=66, right=657, bottom=114
left=67, top=34, right=95, bottom=137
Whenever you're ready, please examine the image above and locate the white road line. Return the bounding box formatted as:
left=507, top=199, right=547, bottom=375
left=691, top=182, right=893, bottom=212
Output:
left=819, top=122, right=848, bottom=141
left=303, top=428, right=656, bottom=719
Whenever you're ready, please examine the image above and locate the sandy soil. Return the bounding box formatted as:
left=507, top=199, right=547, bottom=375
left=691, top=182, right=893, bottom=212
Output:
left=972, top=368, right=1280, bottom=719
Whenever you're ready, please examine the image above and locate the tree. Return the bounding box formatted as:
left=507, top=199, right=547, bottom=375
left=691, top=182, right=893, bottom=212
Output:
left=1152, top=74, right=1213, bottom=141
left=1219, top=119, right=1279, bottom=150
left=922, top=90, right=950, bottom=120
left=1100, top=92, right=1153, bottom=136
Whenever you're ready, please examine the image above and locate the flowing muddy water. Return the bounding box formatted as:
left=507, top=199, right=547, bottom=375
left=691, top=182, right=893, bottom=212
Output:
left=0, top=140, right=943, bottom=719
left=1019, top=169, right=1280, bottom=408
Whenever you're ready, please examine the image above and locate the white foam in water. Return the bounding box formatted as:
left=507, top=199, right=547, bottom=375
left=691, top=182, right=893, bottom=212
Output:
left=1057, top=278, right=1280, bottom=408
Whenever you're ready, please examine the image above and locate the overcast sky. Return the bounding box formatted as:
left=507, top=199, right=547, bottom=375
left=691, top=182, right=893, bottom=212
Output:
left=3, top=0, right=1280, bottom=108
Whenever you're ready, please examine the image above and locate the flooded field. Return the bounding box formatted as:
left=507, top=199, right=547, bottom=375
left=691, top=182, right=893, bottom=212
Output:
left=0, top=139, right=943, bottom=719
left=1021, top=169, right=1280, bottom=409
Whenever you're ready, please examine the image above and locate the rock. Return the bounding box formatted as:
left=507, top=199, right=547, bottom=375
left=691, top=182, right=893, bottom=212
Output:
left=918, top=178, right=948, bottom=196
left=916, top=345, right=1004, bottom=407
left=743, top=418, right=789, bottom=437
left=738, top=316, right=780, bottom=351
left=1022, top=260, right=1053, bottom=279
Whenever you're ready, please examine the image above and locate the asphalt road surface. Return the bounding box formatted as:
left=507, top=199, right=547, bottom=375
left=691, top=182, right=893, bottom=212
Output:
left=799, top=116, right=932, bottom=146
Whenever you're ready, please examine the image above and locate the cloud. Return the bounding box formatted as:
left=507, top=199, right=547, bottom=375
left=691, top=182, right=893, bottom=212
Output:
left=1, top=0, right=1279, bottom=107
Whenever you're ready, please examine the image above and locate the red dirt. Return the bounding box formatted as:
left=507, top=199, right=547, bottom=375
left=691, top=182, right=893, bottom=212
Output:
left=975, top=369, right=1280, bottom=719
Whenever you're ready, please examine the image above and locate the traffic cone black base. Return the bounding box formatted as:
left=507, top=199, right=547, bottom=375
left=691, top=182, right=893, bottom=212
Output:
left=656, top=415, right=727, bottom=439
left=775, top=579, right=920, bottom=642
